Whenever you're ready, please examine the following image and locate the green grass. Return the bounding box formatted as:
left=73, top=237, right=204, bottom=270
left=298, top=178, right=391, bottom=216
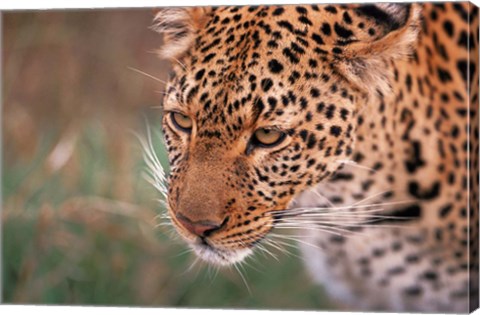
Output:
left=2, top=119, right=331, bottom=310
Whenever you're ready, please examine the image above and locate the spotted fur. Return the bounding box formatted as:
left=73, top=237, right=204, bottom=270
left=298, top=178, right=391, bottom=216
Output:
left=152, top=3, right=479, bottom=312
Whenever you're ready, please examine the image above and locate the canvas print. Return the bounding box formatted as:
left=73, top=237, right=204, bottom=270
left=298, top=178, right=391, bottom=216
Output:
left=2, top=1, right=479, bottom=313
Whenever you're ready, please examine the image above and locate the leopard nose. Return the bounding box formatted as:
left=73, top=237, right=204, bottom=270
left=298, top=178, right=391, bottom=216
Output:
left=175, top=213, right=228, bottom=237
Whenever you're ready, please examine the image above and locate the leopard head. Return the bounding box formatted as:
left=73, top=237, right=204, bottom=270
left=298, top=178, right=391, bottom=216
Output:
left=152, top=4, right=420, bottom=265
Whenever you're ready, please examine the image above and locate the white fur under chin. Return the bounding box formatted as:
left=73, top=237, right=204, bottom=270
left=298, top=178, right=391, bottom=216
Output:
left=191, top=243, right=253, bottom=266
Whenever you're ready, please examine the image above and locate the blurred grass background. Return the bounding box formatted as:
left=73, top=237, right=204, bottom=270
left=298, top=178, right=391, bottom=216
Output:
left=2, top=8, right=330, bottom=310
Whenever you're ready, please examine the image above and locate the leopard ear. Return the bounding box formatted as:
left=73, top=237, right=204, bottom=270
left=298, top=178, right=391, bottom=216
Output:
left=152, top=7, right=212, bottom=60
left=335, top=4, right=421, bottom=97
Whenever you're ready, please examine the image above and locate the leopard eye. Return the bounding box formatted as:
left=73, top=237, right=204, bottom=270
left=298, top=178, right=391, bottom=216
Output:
left=170, top=112, right=193, bottom=132
left=252, top=128, right=286, bottom=147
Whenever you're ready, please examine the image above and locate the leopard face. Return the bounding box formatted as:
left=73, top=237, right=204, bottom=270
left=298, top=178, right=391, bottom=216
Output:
left=153, top=4, right=420, bottom=265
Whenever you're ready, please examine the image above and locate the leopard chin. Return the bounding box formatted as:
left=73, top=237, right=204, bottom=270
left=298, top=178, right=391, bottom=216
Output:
left=190, top=241, right=253, bottom=266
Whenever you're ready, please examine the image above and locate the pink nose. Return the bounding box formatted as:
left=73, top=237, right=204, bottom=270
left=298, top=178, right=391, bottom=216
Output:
left=175, top=213, right=223, bottom=237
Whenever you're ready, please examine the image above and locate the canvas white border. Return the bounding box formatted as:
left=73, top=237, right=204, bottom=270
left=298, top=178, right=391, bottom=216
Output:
left=1, top=1, right=479, bottom=315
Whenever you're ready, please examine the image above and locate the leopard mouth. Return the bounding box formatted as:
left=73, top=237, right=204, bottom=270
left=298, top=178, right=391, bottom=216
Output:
left=168, top=208, right=275, bottom=266
left=190, top=238, right=253, bottom=266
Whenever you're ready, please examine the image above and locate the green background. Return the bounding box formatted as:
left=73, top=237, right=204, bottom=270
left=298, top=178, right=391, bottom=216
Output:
left=2, top=9, right=330, bottom=310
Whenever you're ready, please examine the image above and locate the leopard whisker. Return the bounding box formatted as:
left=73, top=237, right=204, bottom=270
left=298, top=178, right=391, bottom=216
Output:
left=269, top=225, right=348, bottom=238
left=269, top=229, right=361, bottom=241
left=336, top=159, right=378, bottom=173
left=154, top=222, right=174, bottom=227
left=136, top=123, right=170, bottom=205
left=272, top=223, right=361, bottom=233
left=139, top=144, right=164, bottom=183
left=155, top=198, right=168, bottom=209
left=233, top=230, right=283, bottom=262
left=154, top=212, right=171, bottom=219
left=274, top=221, right=413, bottom=231
left=172, top=247, right=195, bottom=258
left=277, top=207, right=387, bottom=217
left=275, top=220, right=413, bottom=230
left=271, top=220, right=377, bottom=233
left=281, top=213, right=416, bottom=223
left=153, top=214, right=172, bottom=224
left=351, top=190, right=393, bottom=206
left=170, top=55, right=187, bottom=71
left=156, top=222, right=173, bottom=227
left=276, top=219, right=379, bottom=226
left=254, top=242, right=280, bottom=261
left=238, top=233, right=280, bottom=262
left=147, top=48, right=188, bottom=71
left=262, top=239, right=290, bottom=260
left=233, top=262, right=251, bottom=294
left=278, top=210, right=415, bottom=221
left=263, top=238, right=304, bottom=261
left=272, top=218, right=417, bottom=236
left=127, top=66, right=168, bottom=85
left=211, top=265, right=221, bottom=284
left=268, top=233, right=325, bottom=250
left=146, top=126, right=168, bottom=184
left=248, top=233, right=286, bottom=261
left=238, top=255, right=263, bottom=274
left=157, top=87, right=187, bottom=109
left=180, top=256, right=201, bottom=276
left=271, top=199, right=415, bottom=215
left=275, top=214, right=404, bottom=224
left=159, top=226, right=181, bottom=240
left=143, top=174, right=168, bottom=198
left=311, top=188, right=335, bottom=207
left=247, top=240, right=273, bottom=259
left=143, top=168, right=166, bottom=190
left=270, top=207, right=384, bottom=217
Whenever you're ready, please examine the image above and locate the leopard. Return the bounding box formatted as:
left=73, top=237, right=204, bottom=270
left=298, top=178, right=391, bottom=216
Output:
left=149, top=2, right=479, bottom=312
